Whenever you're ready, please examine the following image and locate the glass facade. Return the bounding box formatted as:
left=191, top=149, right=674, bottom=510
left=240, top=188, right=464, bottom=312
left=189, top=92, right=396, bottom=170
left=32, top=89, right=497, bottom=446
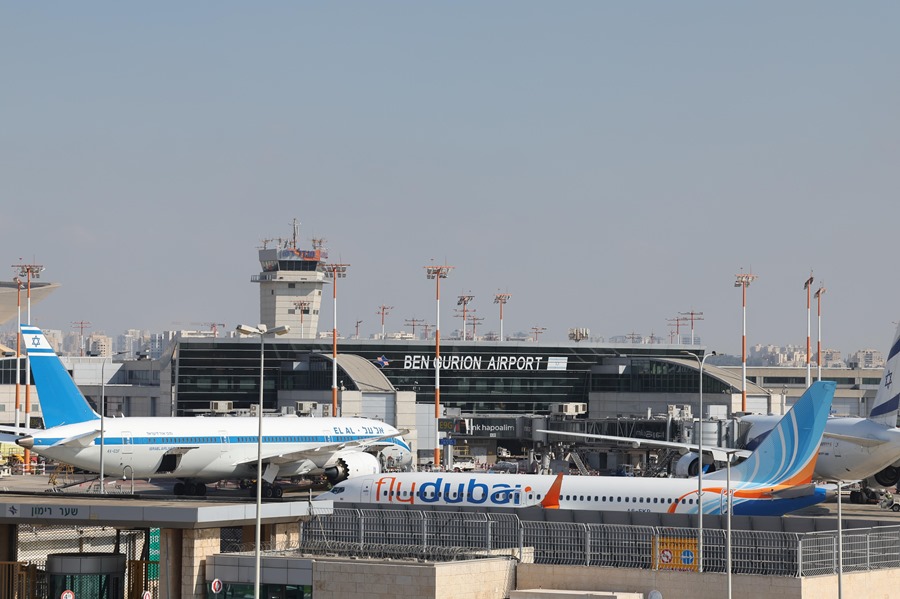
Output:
left=173, top=339, right=700, bottom=415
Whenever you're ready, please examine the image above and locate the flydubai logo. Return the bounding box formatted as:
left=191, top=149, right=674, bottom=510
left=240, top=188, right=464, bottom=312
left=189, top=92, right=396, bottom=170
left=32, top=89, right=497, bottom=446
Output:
left=373, top=476, right=531, bottom=506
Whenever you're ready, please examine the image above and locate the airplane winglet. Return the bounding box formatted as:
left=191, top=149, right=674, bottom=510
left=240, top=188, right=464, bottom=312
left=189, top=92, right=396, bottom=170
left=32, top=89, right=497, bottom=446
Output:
left=540, top=473, right=564, bottom=509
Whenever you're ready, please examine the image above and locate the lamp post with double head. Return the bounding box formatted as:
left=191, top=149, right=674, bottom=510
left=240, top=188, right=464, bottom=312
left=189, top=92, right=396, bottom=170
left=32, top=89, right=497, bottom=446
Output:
left=235, top=323, right=290, bottom=599
left=681, top=349, right=716, bottom=573
left=321, top=263, right=349, bottom=416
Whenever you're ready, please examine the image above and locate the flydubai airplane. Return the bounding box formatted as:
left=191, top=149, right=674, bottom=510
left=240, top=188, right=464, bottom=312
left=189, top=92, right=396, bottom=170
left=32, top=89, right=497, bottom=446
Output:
left=739, top=321, right=900, bottom=497
left=318, top=381, right=835, bottom=516
left=5, top=325, right=412, bottom=497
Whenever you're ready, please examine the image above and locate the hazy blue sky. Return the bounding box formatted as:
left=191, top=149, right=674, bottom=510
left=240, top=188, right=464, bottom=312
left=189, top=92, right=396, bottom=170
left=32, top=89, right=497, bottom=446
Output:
left=3, top=3, right=898, bottom=356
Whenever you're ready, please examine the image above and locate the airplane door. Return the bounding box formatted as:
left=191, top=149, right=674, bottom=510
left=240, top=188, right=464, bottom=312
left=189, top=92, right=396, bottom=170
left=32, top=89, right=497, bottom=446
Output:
left=122, top=431, right=133, bottom=455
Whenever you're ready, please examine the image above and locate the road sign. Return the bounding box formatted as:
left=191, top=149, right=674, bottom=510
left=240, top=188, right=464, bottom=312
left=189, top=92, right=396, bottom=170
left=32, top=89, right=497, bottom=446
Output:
left=210, top=579, right=223, bottom=594
left=681, top=549, right=695, bottom=565
left=61, top=591, right=75, bottom=599
left=439, top=438, right=456, bottom=445
left=659, top=549, right=673, bottom=564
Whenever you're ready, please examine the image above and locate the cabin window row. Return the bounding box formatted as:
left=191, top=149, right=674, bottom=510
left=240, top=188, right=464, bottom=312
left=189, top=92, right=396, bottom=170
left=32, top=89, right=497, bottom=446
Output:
left=381, top=490, right=696, bottom=505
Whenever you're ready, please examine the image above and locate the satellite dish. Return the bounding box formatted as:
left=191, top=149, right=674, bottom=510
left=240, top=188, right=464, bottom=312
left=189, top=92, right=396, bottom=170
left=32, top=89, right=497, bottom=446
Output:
left=648, top=591, right=663, bottom=599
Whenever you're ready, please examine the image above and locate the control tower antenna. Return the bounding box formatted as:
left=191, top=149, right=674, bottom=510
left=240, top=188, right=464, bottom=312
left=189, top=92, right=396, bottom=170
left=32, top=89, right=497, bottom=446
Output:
left=405, top=317, right=424, bottom=339
left=376, top=305, right=394, bottom=340
left=678, top=309, right=705, bottom=346
left=290, top=218, right=301, bottom=249
left=71, top=321, right=92, bottom=357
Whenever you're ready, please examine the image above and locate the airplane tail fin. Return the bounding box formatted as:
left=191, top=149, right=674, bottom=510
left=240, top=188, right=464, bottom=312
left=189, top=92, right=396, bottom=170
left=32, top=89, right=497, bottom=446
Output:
left=20, top=325, right=100, bottom=428
left=868, top=322, right=900, bottom=426
left=708, top=380, right=835, bottom=487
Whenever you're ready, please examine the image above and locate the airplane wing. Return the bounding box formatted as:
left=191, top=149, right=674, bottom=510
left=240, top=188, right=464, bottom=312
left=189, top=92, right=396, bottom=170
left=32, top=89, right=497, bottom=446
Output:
left=537, top=429, right=752, bottom=459
left=822, top=431, right=887, bottom=448
left=0, top=424, right=40, bottom=436
left=234, top=431, right=408, bottom=468
left=51, top=429, right=100, bottom=449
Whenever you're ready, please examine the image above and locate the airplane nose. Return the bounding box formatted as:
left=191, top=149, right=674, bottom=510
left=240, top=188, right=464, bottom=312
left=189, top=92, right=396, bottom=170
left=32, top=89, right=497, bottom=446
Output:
left=17, top=436, right=34, bottom=450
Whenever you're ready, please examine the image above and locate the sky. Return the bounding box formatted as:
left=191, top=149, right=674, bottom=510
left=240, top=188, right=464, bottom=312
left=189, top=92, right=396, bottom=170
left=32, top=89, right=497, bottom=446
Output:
left=2, top=3, right=899, bottom=356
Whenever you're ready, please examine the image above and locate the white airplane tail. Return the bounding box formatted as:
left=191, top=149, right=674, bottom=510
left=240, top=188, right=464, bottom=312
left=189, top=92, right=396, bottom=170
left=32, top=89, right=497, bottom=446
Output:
left=867, top=321, right=900, bottom=427
left=20, top=325, right=100, bottom=428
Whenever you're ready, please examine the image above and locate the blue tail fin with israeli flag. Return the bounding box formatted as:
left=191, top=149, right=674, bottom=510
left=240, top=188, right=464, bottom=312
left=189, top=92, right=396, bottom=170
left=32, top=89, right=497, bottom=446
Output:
left=707, top=380, right=835, bottom=488
left=868, top=322, right=900, bottom=427
left=20, top=325, right=100, bottom=428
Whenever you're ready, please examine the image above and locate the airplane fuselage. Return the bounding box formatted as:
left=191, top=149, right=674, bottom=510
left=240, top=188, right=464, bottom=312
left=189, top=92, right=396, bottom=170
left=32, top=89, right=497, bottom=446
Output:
left=24, top=416, right=408, bottom=483
left=320, top=472, right=827, bottom=516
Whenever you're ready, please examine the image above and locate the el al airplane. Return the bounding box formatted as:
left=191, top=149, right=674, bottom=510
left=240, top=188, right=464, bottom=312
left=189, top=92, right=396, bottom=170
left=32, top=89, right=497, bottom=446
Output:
left=739, top=321, right=900, bottom=496
left=318, top=381, right=835, bottom=516
left=3, top=325, right=412, bottom=497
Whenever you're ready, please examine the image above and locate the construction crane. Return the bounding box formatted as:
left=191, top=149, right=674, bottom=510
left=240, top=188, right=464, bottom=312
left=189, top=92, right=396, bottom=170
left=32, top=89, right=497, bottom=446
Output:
left=71, top=321, right=92, bottom=357
left=191, top=323, right=226, bottom=337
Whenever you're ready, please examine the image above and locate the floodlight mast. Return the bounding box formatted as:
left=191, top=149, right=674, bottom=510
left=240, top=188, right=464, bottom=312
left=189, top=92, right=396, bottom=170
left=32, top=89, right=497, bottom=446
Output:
left=678, top=309, right=704, bottom=346
left=293, top=300, right=311, bottom=338
left=322, top=263, right=350, bottom=416
left=494, top=293, right=511, bottom=341
left=456, top=294, right=474, bottom=340
left=425, top=263, right=454, bottom=467
left=13, top=261, right=44, bottom=470
left=815, top=285, right=826, bottom=381
left=12, top=277, right=23, bottom=433
left=804, top=272, right=814, bottom=388
left=377, top=304, right=394, bottom=340
left=734, top=270, right=758, bottom=412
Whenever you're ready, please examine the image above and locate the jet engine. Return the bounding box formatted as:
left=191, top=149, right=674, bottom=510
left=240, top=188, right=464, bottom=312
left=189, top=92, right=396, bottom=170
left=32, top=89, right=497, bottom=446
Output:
left=324, top=451, right=381, bottom=484
left=867, top=465, right=900, bottom=490
left=674, top=452, right=715, bottom=477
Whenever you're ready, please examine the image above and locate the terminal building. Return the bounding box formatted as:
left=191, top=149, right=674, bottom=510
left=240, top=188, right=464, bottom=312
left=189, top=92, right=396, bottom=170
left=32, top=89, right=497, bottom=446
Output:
left=0, top=230, right=889, bottom=472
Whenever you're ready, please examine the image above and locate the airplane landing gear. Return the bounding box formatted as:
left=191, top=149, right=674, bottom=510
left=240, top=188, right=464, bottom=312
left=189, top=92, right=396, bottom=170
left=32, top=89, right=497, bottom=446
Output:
left=173, top=481, right=208, bottom=497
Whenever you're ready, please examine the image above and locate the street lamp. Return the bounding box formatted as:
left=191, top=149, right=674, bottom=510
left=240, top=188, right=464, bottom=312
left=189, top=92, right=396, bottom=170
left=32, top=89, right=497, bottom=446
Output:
left=235, top=323, right=290, bottom=599
left=322, top=263, right=349, bottom=416
left=681, top=349, right=716, bottom=574
left=425, top=262, right=453, bottom=467
left=99, top=350, right=127, bottom=494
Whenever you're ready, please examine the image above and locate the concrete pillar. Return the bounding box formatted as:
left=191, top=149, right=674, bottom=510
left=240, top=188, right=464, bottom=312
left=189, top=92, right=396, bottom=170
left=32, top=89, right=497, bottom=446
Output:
left=0, top=523, right=17, bottom=562
left=159, top=529, right=183, bottom=599
left=181, top=528, right=221, bottom=599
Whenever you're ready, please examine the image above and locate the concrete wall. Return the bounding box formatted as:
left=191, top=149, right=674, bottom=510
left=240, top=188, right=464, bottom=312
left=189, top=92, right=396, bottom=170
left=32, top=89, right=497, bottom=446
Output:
left=312, top=557, right=515, bottom=599
left=516, top=564, right=900, bottom=599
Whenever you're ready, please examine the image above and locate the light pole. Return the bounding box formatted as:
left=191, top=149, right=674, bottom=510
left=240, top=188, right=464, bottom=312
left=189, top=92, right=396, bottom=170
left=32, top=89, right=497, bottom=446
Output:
left=99, top=350, right=126, bottom=493
left=322, top=263, right=349, bottom=416
left=293, top=300, right=311, bottom=339
left=377, top=304, right=393, bottom=340
left=815, top=285, right=826, bottom=381
left=425, top=262, right=453, bottom=467
left=13, top=261, right=44, bottom=469
left=235, top=323, right=290, bottom=599
left=734, top=270, right=758, bottom=412
left=13, top=277, right=23, bottom=433
left=457, top=294, right=473, bottom=340
left=681, top=349, right=716, bottom=573
left=494, top=293, right=511, bottom=342
left=804, top=273, right=814, bottom=388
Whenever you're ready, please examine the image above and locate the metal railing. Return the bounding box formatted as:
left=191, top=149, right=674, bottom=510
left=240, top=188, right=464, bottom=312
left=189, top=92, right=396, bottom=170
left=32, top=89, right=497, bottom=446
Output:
left=295, top=508, right=900, bottom=577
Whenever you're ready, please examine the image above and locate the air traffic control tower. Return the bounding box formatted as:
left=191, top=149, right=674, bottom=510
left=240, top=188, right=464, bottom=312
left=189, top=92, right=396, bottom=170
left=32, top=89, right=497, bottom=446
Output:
left=251, top=223, right=327, bottom=340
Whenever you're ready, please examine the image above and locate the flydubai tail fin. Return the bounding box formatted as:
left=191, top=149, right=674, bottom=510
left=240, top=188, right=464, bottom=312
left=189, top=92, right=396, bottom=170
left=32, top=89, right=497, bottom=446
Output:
left=20, top=325, right=99, bottom=428
left=868, top=322, right=900, bottom=427
left=708, top=380, right=835, bottom=487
